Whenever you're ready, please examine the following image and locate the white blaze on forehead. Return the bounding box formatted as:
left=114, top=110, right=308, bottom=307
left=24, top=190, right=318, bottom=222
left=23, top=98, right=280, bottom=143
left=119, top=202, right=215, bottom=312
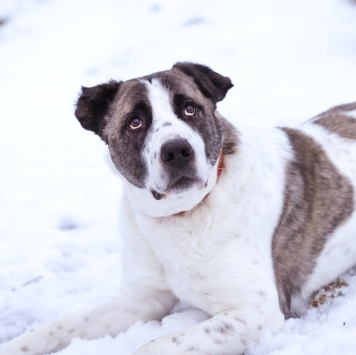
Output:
left=143, top=78, right=176, bottom=124
left=142, top=77, right=205, bottom=160
left=143, top=77, right=200, bottom=143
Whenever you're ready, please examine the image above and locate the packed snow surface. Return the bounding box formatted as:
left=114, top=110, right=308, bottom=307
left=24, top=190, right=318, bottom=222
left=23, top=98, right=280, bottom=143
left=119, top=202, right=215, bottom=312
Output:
left=1, top=0, right=356, bottom=354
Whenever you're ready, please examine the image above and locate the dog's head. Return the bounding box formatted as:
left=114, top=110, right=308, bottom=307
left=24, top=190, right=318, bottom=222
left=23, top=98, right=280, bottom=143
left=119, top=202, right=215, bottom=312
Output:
left=75, top=63, right=235, bottom=217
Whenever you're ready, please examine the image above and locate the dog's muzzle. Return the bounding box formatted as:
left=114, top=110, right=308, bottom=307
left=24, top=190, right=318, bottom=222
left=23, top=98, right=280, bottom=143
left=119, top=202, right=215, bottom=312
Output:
left=151, top=138, right=196, bottom=200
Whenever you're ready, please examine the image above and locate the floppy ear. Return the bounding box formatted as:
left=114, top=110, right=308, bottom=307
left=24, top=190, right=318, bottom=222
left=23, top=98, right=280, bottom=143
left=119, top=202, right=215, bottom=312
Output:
left=173, top=62, right=233, bottom=103
left=75, top=80, right=121, bottom=137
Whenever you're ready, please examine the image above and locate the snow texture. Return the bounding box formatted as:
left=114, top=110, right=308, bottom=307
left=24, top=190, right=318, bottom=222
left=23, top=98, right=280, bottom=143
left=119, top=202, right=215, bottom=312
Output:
left=0, top=0, right=356, bottom=354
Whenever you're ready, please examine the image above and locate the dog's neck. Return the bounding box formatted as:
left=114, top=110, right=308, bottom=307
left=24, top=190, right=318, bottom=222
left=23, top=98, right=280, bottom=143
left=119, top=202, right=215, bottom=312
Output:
left=172, top=150, right=224, bottom=217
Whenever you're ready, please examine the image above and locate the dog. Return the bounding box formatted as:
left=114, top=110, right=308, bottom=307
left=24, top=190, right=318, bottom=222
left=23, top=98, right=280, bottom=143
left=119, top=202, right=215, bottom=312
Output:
left=1, top=62, right=356, bottom=355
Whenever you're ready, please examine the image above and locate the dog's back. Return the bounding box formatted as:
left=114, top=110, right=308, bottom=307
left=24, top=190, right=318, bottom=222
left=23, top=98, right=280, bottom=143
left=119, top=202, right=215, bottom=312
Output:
left=274, top=102, right=356, bottom=315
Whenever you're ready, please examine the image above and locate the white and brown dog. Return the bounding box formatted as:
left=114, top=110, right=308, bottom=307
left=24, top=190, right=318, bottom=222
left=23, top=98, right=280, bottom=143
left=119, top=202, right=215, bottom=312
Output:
left=1, top=63, right=356, bottom=355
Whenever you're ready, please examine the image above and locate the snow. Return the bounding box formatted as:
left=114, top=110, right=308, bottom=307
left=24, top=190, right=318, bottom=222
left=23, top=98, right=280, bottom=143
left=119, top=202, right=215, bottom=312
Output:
left=0, top=0, right=356, bottom=354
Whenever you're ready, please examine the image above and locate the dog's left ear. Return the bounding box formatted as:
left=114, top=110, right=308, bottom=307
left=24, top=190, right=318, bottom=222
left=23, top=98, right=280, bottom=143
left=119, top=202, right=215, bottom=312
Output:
left=173, top=62, right=233, bottom=103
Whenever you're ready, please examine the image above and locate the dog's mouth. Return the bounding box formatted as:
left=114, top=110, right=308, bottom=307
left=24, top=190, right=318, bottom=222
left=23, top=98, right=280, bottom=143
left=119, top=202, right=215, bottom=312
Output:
left=151, top=176, right=201, bottom=201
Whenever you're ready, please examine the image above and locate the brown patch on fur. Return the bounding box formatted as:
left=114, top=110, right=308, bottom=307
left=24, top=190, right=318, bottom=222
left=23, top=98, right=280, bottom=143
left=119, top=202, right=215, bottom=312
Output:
left=313, top=102, right=356, bottom=140
left=104, top=80, right=150, bottom=142
left=216, top=112, right=239, bottom=155
left=104, top=80, right=150, bottom=188
left=172, top=62, right=233, bottom=103
left=273, top=128, right=354, bottom=315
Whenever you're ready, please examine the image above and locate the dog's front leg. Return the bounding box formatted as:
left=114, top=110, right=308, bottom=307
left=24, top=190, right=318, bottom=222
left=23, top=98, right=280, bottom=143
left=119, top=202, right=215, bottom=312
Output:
left=0, top=289, right=175, bottom=355
left=133, top=306, right=284, bottom=355
left=0, top=203, right=178, bottom=355
left=0, top=289, right=176, bottom=355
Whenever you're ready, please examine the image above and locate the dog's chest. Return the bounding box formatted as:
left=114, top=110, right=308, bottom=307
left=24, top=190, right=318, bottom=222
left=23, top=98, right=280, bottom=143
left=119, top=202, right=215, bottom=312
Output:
left=141, top=213, right=223, bottom=306
left=135, top=202, right=277, bottom=314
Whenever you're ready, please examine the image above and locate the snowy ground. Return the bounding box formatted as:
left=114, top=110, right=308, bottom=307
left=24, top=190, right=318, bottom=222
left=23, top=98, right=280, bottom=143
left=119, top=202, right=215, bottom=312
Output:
left=1, top=0, right=356, bottom=354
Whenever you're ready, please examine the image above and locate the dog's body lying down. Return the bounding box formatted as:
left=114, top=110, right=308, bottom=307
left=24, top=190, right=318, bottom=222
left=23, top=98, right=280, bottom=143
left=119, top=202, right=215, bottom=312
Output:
left=1, top=63, right=356, bottom=355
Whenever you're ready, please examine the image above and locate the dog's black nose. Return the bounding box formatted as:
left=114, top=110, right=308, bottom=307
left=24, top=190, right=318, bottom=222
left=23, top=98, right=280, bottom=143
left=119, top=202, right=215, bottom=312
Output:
left=161, top=138, right=194, bottom=168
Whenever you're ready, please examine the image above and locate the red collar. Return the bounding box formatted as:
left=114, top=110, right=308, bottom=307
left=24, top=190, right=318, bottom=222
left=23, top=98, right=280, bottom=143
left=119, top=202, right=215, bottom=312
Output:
left=173, top=150, right=224, bottom=217
left=216, top=149, right=224, bottom=180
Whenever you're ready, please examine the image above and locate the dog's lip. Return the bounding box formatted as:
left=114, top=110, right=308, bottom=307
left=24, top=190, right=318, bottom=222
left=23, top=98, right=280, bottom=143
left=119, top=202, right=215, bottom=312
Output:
left=170, top=176, right=196, bottom=192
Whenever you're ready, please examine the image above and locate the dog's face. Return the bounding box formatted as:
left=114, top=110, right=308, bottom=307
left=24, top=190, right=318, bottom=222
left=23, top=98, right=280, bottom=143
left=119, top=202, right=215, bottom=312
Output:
left=75, top=63, right=233, bottom=217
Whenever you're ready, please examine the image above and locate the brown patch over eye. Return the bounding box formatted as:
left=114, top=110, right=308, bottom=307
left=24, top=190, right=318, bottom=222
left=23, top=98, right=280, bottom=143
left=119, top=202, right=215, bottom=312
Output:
left=184, top=104, right=195, bottom=116
left=129, top=117, right=143, bottom=129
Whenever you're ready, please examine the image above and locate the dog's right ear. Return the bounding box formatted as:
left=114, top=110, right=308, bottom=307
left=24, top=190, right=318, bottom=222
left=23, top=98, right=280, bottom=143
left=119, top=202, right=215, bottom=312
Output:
left=75, top=80, right=121, bottom=138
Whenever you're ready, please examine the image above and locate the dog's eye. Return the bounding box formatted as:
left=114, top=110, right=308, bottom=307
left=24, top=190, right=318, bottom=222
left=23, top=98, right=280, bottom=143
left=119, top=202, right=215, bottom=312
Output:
left=129, top=117, right=143, bottom=130
left=184, top=104, right=195, bottom=116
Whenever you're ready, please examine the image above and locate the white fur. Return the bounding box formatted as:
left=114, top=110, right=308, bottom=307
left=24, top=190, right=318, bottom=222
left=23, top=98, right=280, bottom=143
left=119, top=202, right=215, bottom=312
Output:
left=121, top=124, right=289, bottom=354
left=2, top=97, right=356, bottom=355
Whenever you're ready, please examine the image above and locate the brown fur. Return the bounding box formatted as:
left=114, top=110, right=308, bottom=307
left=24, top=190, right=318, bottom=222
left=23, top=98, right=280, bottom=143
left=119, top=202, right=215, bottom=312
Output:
left=216, top=113, right=239, bottom=156
left=272, top=127, right=354, bottom=315
left=313, top=102, right=356, bottom=140
left=105, top=80, right=152, bottom=188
